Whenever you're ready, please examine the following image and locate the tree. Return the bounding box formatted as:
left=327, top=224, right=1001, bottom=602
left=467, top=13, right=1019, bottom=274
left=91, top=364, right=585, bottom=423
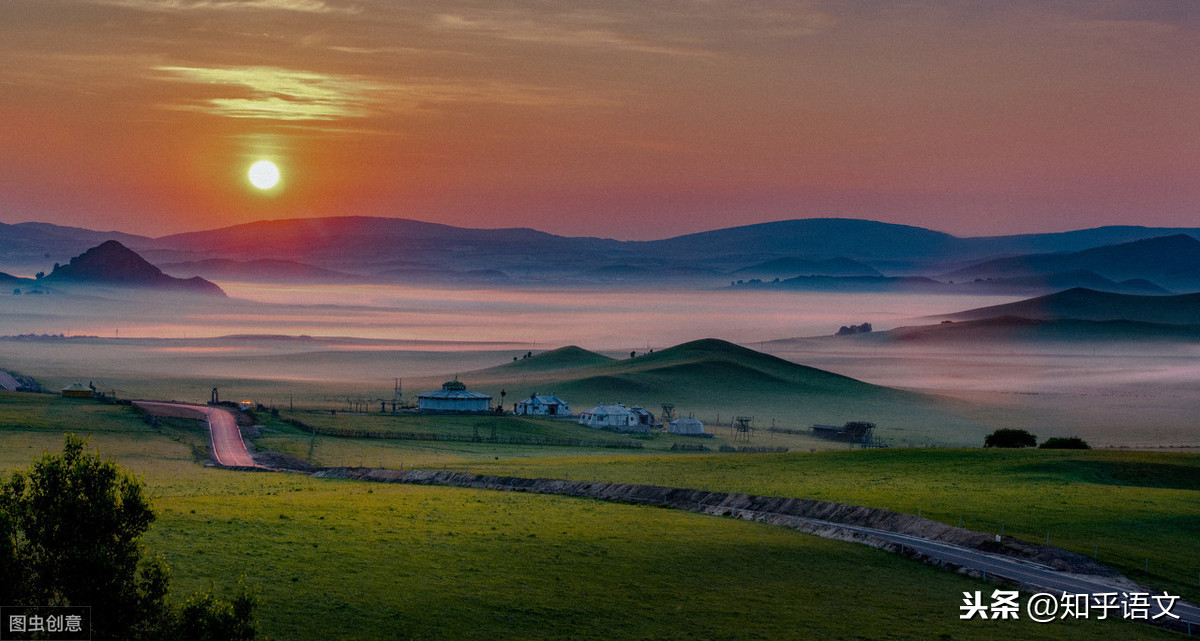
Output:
left=983, top=428, right=1038, bottom=448
left=0, top=435, right=257, bottom=641
left=1040, top=436, right=1090, bottom=450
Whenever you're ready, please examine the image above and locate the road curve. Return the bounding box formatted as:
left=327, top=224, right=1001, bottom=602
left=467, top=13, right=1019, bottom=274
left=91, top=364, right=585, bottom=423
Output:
left=136, top=402, right=258, bottom=468
left=320, top=469, right=1200, bottom=633
left=758, top=511, right=1200, bottom=630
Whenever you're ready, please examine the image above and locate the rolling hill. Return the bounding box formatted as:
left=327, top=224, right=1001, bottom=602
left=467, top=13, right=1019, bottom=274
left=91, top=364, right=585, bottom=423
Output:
left=458, top=338, right=981, bottom=438
left=941, top=288, right=1200, bottom=325
left=485, top=345, right=616, bottom=373
left=945, top=234, right=1200, bottom=290
left=42, top=241, right=225, bottom=296
left=878, top=317, right=1200, bottom=343
left=733, top=256, right=882, bottom=278
left=952, top=270, right=1169, bottom=295
left=0, top=221, right=150, bottom=272
left=159, top=258, right=362, bottom=283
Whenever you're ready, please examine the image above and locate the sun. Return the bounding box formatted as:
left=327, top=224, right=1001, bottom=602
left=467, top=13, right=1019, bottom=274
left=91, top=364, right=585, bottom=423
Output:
left=248, top=160, right=280, bottom=189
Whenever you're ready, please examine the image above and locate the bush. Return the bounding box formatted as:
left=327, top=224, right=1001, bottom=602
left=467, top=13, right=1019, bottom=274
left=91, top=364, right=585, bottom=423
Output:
left=1039, top=437, right=1091, bottom=450
left=0, top=435, right=257, bottom=641
left=983, top=428, right=1037, bottom=448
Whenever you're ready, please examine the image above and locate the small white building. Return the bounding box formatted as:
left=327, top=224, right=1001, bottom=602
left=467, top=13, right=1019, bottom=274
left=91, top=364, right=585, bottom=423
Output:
left=418, top=380, right=491, bottom=413
left=669, top=417, right=707, bottom=435
left=515, top=393, right=571, bottom=417
left=578, top=403, right=647, bottom=432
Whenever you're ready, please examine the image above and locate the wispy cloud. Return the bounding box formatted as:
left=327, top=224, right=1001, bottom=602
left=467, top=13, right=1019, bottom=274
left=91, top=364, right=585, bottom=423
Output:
left=155, top=66, right=383, bottom=120
left=154, top=65, right=608, bottom=121
left=94, top=0, right=356, bottom=14
left=432, top=12, right=715, bottom=58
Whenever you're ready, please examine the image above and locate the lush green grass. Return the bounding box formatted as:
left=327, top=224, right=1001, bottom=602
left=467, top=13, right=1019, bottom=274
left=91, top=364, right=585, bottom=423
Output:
left=149, top=481, right=1175, bottom=641
left=460, top=448, right=1200, bottom=603
left=251, top=411, right=841, bottom=470
left=0, top=392, right=1190, bottom=640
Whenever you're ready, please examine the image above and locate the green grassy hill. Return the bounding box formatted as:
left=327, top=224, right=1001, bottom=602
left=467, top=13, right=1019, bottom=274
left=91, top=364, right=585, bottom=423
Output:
left=484, top=345, right=615, bottom=373
left=455, top=338, right=990, bottom=446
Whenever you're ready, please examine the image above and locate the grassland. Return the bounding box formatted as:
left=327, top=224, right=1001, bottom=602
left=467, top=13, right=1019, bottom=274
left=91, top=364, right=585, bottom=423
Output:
left=2, top=391, right=1190, bottom=639
left=247, top=408, right=1200, bottom=605
left=254, top=410, right=830, bottom=470
left=458, top=448, right=1200, bottom=604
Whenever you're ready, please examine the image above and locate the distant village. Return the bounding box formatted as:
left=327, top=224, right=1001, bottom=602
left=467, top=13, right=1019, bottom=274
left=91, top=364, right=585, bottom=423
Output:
left=414, top=379, right=711, bottom=436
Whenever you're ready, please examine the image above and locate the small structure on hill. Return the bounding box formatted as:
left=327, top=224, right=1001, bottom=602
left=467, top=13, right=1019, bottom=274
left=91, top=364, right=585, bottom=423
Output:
left=812, top=421, right=876, bottom=443
left=0, top=371, right=20, bottom=392
left=515, top=393, right=571, bottom=417
left=61, top=382, right=95, bottom=398
left=669, top=416, right=709, bottom=437
left=578, top=403, right=648, bottom=432
left=417, top=379, right=491, bottom=413
left=629, top=405, right=655, bottom=426
left=733, top=416, right=754, bottom=441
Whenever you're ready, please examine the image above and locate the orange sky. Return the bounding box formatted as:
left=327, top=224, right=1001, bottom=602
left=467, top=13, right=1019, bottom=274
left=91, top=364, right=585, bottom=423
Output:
left=1, top=1, right=1198, bottom=239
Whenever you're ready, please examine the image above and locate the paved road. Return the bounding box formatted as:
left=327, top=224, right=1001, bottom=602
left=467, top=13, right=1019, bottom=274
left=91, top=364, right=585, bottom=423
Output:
left=754, top=508, right=1200, bottom=630
left=137, top=402, right=257, bottom=468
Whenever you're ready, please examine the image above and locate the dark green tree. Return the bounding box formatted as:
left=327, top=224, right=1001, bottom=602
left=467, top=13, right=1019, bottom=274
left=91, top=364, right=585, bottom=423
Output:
left=983, top=428, right=1038, bottom=448
left=1039, top=436, right=1091, bottom=449
left=0, top=435, right=256, bottom=641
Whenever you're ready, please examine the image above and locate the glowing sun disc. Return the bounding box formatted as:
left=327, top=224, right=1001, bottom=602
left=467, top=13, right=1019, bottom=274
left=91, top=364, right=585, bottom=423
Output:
left=248, top=160, right=280, bottom=189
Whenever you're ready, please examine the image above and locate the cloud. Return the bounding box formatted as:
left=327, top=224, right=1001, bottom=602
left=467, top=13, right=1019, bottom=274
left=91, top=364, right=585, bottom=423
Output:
left=155, top=66, right=383, bottom=120
left=154, top=65, right=608, bottom=121
left=94, top=0, right=356, bottom=13
left=431, top=12, right=716, bottom=58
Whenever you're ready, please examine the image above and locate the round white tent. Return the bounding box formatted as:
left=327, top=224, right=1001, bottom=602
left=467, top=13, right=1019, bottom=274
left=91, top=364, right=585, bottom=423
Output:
left=669, top=417, right=706, bottom=435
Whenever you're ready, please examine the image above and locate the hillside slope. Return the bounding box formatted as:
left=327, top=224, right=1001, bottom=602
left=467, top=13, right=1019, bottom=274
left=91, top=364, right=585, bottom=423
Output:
left=42, top=241, right=225, bottom=296
left=460, top=339, right=980, bottom=440
left=941, top=288, right=1200, bottom=324
left=946, top=234, right=1200, bottom=289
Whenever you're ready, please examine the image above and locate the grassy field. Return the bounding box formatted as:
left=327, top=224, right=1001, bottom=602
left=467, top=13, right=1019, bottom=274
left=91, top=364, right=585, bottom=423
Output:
left=458, top=448, right=1200, bottom=604
left=0, top=392, right=1192, bottom=639
left=247, top=402, right=1200, bottom=605
left=256, top=410, right=832, bottom=465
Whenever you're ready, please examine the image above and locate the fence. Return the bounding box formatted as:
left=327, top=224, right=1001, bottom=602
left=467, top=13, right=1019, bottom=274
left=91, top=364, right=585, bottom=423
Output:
left=282, top=417, right=643, bottom=450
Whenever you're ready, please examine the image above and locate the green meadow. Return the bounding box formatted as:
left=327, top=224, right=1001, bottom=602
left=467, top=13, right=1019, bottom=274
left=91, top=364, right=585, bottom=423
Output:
left=252, top=408, right=1200, bottom=605
left=0, top=391, right=1193, bottom=639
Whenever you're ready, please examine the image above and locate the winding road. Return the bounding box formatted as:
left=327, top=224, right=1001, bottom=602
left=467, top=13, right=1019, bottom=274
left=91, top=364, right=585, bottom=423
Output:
left=131, top=401, right=1199, bottom=632
left=738, top=508, right=1200, bottom=631
left=136, top=402, right=258, bottom=468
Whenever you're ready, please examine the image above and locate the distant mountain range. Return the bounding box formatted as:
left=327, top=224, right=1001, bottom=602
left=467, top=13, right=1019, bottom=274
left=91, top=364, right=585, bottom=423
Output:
left=943, top=234, right=1200, bottom=290
left=36, top=241, right=225, bottom=296
left=3, top=216, right=1199, bottom=293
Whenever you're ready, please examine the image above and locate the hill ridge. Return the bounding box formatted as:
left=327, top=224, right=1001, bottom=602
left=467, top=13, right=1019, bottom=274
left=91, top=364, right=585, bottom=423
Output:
left=43, top=240, right=225, bottom=296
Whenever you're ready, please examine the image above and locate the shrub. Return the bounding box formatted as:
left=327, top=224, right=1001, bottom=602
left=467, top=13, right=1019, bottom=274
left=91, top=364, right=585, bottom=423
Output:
left=1039, top=437, right=1091, bottom=450
left=983, top=428, right=1037, bottom=448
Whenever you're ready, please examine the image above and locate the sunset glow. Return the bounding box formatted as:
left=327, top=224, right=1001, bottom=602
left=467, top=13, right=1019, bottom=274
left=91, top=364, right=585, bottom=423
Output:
left=1, top=2, right=1198, bottom=238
